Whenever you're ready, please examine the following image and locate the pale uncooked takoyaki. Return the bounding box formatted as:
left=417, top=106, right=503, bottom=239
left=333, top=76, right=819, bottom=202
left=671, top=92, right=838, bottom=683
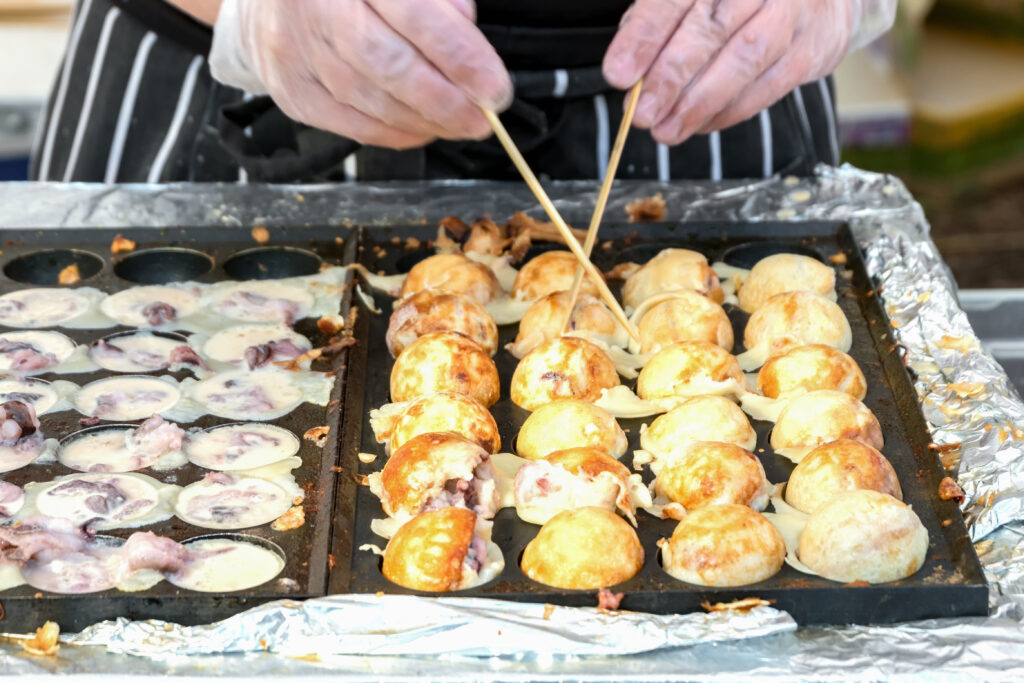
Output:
left=399, top=253, right=500, bottom=305
left=621, top=249, right=723, bottom=310
left=743, top=291, right=851, bottom=364
left=511, top=251, right=602, bottom=302
left=509, top=291, right=625, bottom=359
left=738, top=253, right=836, bottom=313
left=634, top=291, right=733, bottom=354
left=640, top=395, right=757, bottom=456
left=514, top=447, right=636, bottom=525
left=770, top=390, right=883, bottom=458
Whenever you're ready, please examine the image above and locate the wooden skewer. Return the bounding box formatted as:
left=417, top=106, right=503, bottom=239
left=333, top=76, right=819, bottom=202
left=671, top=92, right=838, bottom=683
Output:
left=481, top=108, right=641, bottom=345
left=561, top=79, right=643, bottom=335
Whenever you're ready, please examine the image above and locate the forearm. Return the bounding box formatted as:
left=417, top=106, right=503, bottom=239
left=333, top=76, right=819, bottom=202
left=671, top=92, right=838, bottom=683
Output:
left=164, top=0, right=223, bottom=26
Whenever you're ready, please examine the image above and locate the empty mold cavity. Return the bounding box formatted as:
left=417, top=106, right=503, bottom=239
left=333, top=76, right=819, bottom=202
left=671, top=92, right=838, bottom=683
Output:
left=4, top=249, right=104, bottom=285
left=720, top=242, right=824, bottom=269
left=114, top=248, right=214, bottom=284
left=223, top=247, right=322, bottom=280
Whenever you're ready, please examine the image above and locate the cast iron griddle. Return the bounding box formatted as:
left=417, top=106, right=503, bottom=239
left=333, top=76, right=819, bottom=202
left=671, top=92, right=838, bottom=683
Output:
left=0, top=226, right=355, bottom=633
left=336, top=220, right=988, bottom=626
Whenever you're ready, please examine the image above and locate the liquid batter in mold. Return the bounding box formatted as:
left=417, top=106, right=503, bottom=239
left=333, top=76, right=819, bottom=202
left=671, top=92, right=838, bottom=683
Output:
left=74, top=376, right=182, bottom=421
left=100, top=285, right=201, bottom=328
left=0, top=377, right=70, bottom=415
left=205, top=282, right=314, bottom=326
left=185, top=423, right=299, bottom=470
left=89, top=332, right=194, bottom=373
left=186, top=368, right=332, bottom=420
left=0, top=481, right=23, bottom=516
left=199, top=324, right=311, bottom=368
left=0, top=288, right=110, bottom=329
left=0, top=331, right=77, bottom=372
left=167, top=537, right=285, bottom=592
left=21, top=472, right=180, bottom=530
left=60, top=416, right=187, bottom=472
left=174, top=473, right=293, bottom=529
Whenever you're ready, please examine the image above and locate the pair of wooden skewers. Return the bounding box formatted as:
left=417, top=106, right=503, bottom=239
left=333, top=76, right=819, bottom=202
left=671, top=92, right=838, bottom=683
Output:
left=481, top=80, right=645, bottom=346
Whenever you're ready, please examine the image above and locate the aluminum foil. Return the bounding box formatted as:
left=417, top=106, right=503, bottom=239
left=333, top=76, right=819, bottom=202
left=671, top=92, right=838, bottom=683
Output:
left=1, top=166, right=1024, bottom=680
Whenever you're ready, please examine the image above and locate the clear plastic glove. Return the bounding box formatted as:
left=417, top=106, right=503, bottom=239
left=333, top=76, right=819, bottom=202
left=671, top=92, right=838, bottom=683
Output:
left=603, top=0, right=897, bottom=145
left=210, top=0, right=513, bottom=149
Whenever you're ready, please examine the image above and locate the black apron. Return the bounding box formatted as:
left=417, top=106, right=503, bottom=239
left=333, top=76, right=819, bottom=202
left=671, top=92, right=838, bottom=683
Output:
left=31, top=0, right=841, bottom=183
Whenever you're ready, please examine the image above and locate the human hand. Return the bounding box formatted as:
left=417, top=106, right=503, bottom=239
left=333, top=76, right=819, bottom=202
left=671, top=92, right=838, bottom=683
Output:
left=603, top=0, right=893, bottom=145
left=211, top=0, right=512, bottom=149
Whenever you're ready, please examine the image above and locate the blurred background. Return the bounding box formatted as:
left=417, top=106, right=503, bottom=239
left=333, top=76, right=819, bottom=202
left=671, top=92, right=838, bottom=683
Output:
left=2, top=0, right=1023, bottom=290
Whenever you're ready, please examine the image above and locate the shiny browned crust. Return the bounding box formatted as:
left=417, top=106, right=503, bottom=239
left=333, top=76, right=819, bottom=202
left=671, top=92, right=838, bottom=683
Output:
left=786, top=438, right=902, bottom=513
left=389, top=392, right=501, bottom=454
left=737, top=253, right=835, bottom=313
left=521, top=507, right=643, bottom=589
left=743, top=291, right=849, bottom=355
left=383, top=507, right=476, bottom=592
left=511, top=251, right=603, bottom=301
left=510, top=337, right=620, bottom=411
left=655, top=442, right=765, bottom=509
left=637, top=291, right=733, bottom=353
left=636, top=341, right=744, bottom=400
left=757, top=344, right=866, bottom=399
left=380, top=431, right=487, bottom=516
left=386, top=290, right=498, bottom=357
left=399, top=253, right=499, bottom=305
left=622, top=249, right=723, bottom=309
left=515, top=399, right=627, bottom=460
left=390, top=332, right=500, bottom=407
left=771, top=390, right=884, bottom=452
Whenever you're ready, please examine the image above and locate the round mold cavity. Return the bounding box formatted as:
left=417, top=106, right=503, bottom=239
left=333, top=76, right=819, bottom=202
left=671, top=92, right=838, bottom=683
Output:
left=611, top=243, right=712, bottom=267
left=170, top=533, right=287, bottom=593
left=393, top=248, right=433, bottom=274
left=720, top=241, right=824, bottom=269
left=114, top=248, right=214, bottom=284
left=223, top=247, right=322, bottom=280
left=89, top=330, right=190, bottom=373
left=59, top=422, right=136, bottom=448
left=4, top=249, right=104, bottom=285
left=94, top=329, right=189, bottom=346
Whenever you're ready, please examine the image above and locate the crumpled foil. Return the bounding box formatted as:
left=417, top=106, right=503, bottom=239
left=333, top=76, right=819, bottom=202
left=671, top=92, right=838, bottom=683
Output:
left=1, top=165, right=1024, bottom=680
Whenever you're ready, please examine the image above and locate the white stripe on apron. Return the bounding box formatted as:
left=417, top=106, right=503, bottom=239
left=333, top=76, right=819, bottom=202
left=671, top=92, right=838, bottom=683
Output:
left=656, top=142, right=670, bottom=182
left=709, top=130, right=722, bottom=181
left=818, top=78, right=839, bottom=164
left=63, top=5, right=121, bottom=181
left=552, top=69, right=569, bottom=98
left=104, top=30, right=157, bottom=184
left=37, top=0, right=95, bottom=180
left=594, top=93, right=610, bottom=179
left=147, top=55, right=204, bottom=183
left=792, top=86, right=813, bottom=145
left=759, top=108, right=773, bottom=178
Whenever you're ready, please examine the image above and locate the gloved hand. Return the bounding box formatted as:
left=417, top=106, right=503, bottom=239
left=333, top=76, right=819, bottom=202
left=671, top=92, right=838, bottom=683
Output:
left=209, top=0, right=512, bottom=149
left=603, top=0, right=897, bottom=145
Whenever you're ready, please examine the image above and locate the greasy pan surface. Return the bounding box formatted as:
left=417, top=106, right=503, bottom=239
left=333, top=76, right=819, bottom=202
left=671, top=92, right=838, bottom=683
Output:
left=339, top=221, right=987, bottom=625
left=0, top=226, right=355, bottom=633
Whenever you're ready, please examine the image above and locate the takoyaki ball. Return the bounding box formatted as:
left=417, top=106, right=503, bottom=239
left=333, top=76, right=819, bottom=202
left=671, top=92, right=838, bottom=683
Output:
left=785, top=439, right=901, bottom=514
left=373, top=431, right=499, bottom=520
left=641, top=396, right=757, bottom=454
left=510, top=337, right=620, bottom=411
left=399, top=253, right=500, bottom=305
left=659, top=504, right=785, bottom=587
left=386, top=290, right=498, bottom=357
left=738, top=253, right=836, bottom=313
left=516, top=399, right=627, bottom=460
left=390, top=332, right=500, bottom=407
left=798, top=490, right=927, bottom=584
left=622, top=249, right=723, bottom=310
left=511, top=251, right=602, bottom=302
left=514, top=447, right=635, bottom=525
left=770, top=390, right=883, bottom=454
left=521, top=506, right=644, bottom=589
left=744, top=291, right=852, bottom=357
left=510, top=291, right=624, bottom=359
left=757, top=344, right=866, bottom=400
left=636, top=342, right=744, bottom=401
left=387, top=392, right=500, bottom=455
left=382, top=507, right=502, bottom=592
left=636, top=291, right=734, bottom=354
left=654, top=442, right=771, bottom=511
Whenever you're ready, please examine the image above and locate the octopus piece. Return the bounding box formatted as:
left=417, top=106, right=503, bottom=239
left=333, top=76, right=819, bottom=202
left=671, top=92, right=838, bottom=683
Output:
left=511, top=251, right=602, bottom=302
left=770, top=390, right=883, bottom=460
left=634, top=291, right=734, bottom=354
left=785, top=439, right=901, bottom=514
left=386, top=289, right=498, bottom=357
left=399, top=253, right=500, bottom=305
left=513, top=447, right=637, bottom=525
left=185, top=423, right=299, bottom=470
left=0, top=332, right=76, bottom=372
left=207, top=282, right=314, bottom=326
left=33, top=473, right=166, bottom=530
left=743, top=291, right=852, bottom=361
left=169, top=345, right=209, bottom=370
left=653, top=441, right=771, bottom=511
left=382, top=507, right=503, bottom=592
left=125, top=415, right=185, bottom=458
left=509, top=291, right=626, bottom=359
left=738, top=253, right=836, bottom=313
left=201, top=324, right=312, bottom=366
left=0, top=515, right=89, bottom=565
left=59, top=418, right=184, bottom=473
left=510, top=336, right=620, bottom=411
left=516, top=399, right=627, bottom=461
left=0, top=378, right=60, bottom=415
left=636, top=341, right=744, bottom=401
left=640, top=395, right=757, bottom=457
left=521, top=506, right=643, bottom=590
left=379, top=392, right=500, bottom=455
left=368, top=432, right=500, bottom=522
left=659, top=504, right=785, bottom=587
left=0, top=288, right=92, bottom=328
left=0, top=481, right=25, bottom=517
left=798, top=490, right=927, bottom=584
left=621, top=249, right=723, bottom=310
left=390, top=332, right=500, bottom=407
left=174, top=472, right=293, bottom=530
left=100, top=286, right=200, bottom=327
left=89, top=333, right=187, bottom=373
left=75, top=376, right=181, bottom=421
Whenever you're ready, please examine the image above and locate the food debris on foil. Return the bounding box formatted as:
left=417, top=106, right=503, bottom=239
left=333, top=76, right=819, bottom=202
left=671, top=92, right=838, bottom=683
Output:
left=4, top=166, right=1024, bottom=678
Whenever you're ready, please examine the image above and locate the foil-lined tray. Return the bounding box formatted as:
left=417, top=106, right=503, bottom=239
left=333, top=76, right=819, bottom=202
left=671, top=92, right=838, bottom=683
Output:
left=1, top=166, right=1023, bottom=680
